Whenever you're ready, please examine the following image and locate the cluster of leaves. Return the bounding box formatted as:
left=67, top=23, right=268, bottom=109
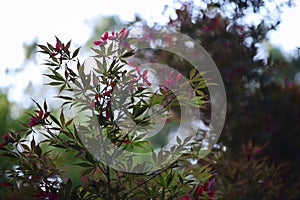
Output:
left=0, top=27, right=217, bottom=199
left=2, top=1, right=299, bottom=199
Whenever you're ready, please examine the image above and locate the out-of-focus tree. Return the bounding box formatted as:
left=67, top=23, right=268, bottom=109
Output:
left=0, top=91, right=28, bottom=134
left=130, top=0, right=300, bottom=199
left=0, top=91, right=29, bottom=188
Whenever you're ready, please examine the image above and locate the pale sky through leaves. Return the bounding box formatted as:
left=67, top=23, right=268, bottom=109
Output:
left=0, top=0, right=299, bottom=108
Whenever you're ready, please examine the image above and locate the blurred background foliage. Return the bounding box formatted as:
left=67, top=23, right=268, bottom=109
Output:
left=128, top=0, right=300, bottom=199
left=1, top=0, right=300, bottom=199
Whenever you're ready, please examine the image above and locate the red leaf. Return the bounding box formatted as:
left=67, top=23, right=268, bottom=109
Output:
left=94, top=41, right=101, bottom=45
left=0, top=182, right=11, bottom=187
left=101, top=32, right=109, bottom=41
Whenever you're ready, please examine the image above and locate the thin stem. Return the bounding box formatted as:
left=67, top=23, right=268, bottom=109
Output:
left=125, top=173, right=160, bottom=199
left=106, top=165, right=111, bottom=198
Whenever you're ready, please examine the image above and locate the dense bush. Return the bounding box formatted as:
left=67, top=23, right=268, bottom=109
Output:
left=1, top=0, right=300, bottom=199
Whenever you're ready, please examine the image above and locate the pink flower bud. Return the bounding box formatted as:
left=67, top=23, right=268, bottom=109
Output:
left=175, top=73, right=182, bottom=81
left=143, top=70, right=148, bottom=77
left=195, top=185, right=204, bottom=195
left=136, top=66, right=141, bottom=73
left=170, top=71, right=174, bottom=78
left=120, top=27, right=126, bottom=34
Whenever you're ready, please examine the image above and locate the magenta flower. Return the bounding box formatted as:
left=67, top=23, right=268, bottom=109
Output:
left=195, top=184, right=204, bottom=195
left=50, top=42, right=64, bottom=58
left=253, top=147, right=262, bottom=155
left=183, top=196, right=190, bottom=200
left=103, top=81, right=116, bottom=97
left=54, top=42, right=63, bottom=52
left=117, top=27, right=127, bottom=38
left=29, top=109, right=50, bottom=127
left=128, top=66, right=151, bottom=86
left=208, top=190, right=214, bottom=198
left=94, top=28, right=128, bottom=46
left=120, top=27, right=126, bottom=34
left=94, top=32, right=109, bottom=46
left=93, top=40, right=107, bottom=46
left=135, top=66, right=151, bottom=86
left=29, top=116, right=39, bottom=127
left=101, top=31, right=109, bottom=41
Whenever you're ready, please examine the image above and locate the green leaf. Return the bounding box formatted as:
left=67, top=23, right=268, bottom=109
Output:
left=107, top=42, right=114, bottom=55
left=43, top=100, right=48, bottom=112
left=50, top=68, right=65, bottom=80
left=189, top=96, right=206, bottom=107
left=44, top=74, right=64, bottom=81
left=120, top=49, right=135, bottom=58
left=50, top=114, right=61, bottom=127
left=37, top=44, right=51, bottom=54
left=77, top=59, right=81, bottom=70
left=75, top=162, right=94, bottom=168
left=31, top=98, right=42, bottom=111
left=65, top=118, right=73, bottom=127
left=55, top=95, right=73, bottom=101
left=31, top=137, right=36, bottom=150
left=47, top=42, right=54, bottom=51
left=91, top=48, right=105, bottom=57
left=43, top=61, right=59, bottom=66
left=21, top=144, right=30, bottom=152
left=80, top=168, right=94, bottom=176
left=60, top=109, right=65, bottom=127
left=72, top=47, right=81, bottom=58
left=176, top=136, right=182, bottom=145
left=166, top=170, right=174, bottom=186
left=158, top=174, right=166, bottom=187
left=190, top=68, right=197, bottom=79
left=51, top=55, right=60, bottom=64
left=65, top=40, right=72, bottom=50
left=85, top=152, right=95, bottom=163
left=46, top=81, right=64, bottom=86
left=66, top=67, right=77, bottom=77
left=127, top=156, right=133, bottom=171
left=132, top=102, right=148, bottom=119
left=34, top=145, right=42, bottom=157
left=152, top=151, right=157, bottom=163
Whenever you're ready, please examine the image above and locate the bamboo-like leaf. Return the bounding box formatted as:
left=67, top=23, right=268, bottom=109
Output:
left=72, top=47, right=81, bottom=58
left=50, top=114, right=61, bottom=127
left=36, top=44, right=51, bottom=54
